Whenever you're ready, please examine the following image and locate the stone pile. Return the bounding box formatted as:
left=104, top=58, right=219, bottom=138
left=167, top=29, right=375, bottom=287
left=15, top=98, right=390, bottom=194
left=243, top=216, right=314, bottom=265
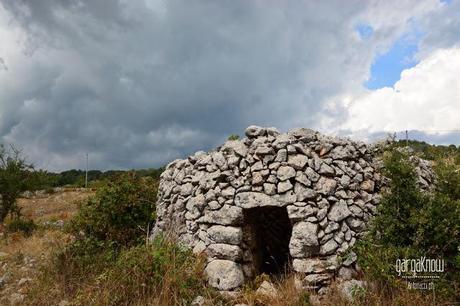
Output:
left=153, top=125, right=434, bottom=292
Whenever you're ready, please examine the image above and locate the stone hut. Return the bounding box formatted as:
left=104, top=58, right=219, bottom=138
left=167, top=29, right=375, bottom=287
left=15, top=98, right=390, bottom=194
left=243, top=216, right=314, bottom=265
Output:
left=153, top=126, right=434, bottom=291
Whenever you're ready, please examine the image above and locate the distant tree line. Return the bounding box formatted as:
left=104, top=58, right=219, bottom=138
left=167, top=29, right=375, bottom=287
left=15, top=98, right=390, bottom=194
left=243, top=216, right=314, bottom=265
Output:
left=41, top=167, right=164, bottom=188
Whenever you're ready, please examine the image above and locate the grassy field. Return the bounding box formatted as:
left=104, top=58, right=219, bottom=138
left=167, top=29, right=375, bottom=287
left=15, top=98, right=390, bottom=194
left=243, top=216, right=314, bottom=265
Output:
left=18, top=190, right=93, bottom=222
left=0, top=190, right=93, bottom=305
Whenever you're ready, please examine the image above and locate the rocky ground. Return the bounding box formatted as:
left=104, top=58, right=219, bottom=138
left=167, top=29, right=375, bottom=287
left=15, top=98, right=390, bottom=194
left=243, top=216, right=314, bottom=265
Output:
left=0, top=190, right=93, bottom=306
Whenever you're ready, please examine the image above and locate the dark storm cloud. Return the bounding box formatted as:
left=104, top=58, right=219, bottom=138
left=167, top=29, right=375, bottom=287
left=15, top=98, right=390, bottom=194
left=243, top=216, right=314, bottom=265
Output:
left=0, top=0, right=440, bottom=170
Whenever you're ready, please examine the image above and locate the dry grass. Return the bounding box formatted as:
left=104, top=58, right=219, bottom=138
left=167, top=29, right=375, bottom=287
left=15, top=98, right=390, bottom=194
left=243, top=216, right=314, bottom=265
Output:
left=0, top=190, right=91, bottom=305
left=0, top=229, right=73, bottom=305
left=17, top=190, right=93, bottom=222
left=24, top=239, right=223, bottom=306
left=232, top=275, right=311, bottom=306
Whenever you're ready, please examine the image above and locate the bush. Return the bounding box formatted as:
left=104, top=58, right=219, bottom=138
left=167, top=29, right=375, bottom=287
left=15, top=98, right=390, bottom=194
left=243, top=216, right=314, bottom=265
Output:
left=0, top=145, right=36, bottom=222
left=371, top=150, right=426, bottom=247
left=227, top=134, right=240, bottom=141
left=435, top=160, right=460, bottom=201
left=356, top=149, right=460, bottom=300
left=5, top=217, right=37, bottom=235
left=69, top=173, right=158, bottom=247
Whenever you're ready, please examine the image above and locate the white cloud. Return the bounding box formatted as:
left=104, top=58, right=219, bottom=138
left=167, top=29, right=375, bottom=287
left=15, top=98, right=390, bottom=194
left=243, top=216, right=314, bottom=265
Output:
left=336, top=47, right=460, bottom=136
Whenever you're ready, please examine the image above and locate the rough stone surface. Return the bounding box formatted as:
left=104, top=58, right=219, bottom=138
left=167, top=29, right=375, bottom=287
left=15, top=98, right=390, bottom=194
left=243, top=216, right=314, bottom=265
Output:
left=289, top=222, right=319, bottom=257
left=293, top=259, right=327, bottom=273
left=207, top=244, right=242, bottom=260
left=153, top=125, right=434, bottom=292
left=277, top=166, right=296, bottom=181
left=235, top=192, right=281, bottom=208
left=328, top=200, right=351, bottom=222
left=256, top=280, right=278, bottom=297
left=191, top=296, right=206, bottom=306
left=339, top=280, right=366, bottom=301
left=205, top=260, right=244, bottom=290
left=207, top=225, right=242, bottom=245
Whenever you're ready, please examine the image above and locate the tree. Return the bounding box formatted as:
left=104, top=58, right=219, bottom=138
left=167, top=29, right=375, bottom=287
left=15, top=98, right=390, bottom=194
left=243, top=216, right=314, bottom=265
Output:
left=0, top=145, right=36, bottom=223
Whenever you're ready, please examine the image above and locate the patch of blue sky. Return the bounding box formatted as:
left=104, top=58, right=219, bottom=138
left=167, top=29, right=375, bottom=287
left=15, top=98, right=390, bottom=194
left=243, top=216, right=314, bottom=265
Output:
left=365, top=31, right=423, bottom=89
left=441, top=0, right=453, bottom=5
left=355, top=23, right=374, bottom=40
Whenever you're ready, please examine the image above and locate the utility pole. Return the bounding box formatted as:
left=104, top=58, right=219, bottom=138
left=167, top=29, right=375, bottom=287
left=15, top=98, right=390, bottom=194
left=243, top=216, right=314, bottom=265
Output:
left=85, top=153, right=88, bottom=189
left=405, top=130, right=409, bottom=147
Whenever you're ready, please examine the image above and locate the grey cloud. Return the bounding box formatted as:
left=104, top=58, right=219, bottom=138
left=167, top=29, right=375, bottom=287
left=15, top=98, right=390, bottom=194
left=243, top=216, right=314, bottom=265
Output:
left=0, top=57, right=6, bottom=70
left=0, top=0, right=441, bottom=170
left=419, top=0, right=460, bottom=56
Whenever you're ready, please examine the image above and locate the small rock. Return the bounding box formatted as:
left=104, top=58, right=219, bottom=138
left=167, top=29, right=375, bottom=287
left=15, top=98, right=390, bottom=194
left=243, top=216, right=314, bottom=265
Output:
left=338, top=266, right=357, bottom=280
left=263, top=183, right=276, bottom=195
left=200, top=205, right=243, bottom=225
left=328, top=199, right=351, bottom=222
left=207, top=225, right=242, bottom=245
left=287, top=154, right=309, bottom=170
left=245, top=125, right=266, bottom=138
left=278, top=180, right=293, bottom=193
left=342, top=251, right=358, bottom=266
left=315, top=177, right=337, bottom=195
left=191, top=295, right=206, bottom=306
left=320, top=239, right=339, bottom=255
left=360, top=180, right=375, bottom=192
left=318, top=163, right=335, bottom=176
left=339, top=279, right=366, bottom=301
left=305, top=167, right=320, bottom=182
left=303, top=273, right=332, bottom=285
left=205, top=260, right=244, bottom=290
left=292, top=258, right=326, bottom=273
left=277, top=166, right=296, bottom=181
left=256, top=280, right=277, bottom=297
left=289, top=222, right=319, bottom=257
left=206, top=243, right=242, bottom=260
left=235, top=192, right=281, bottom=209
left=275, top=149, right=287, bottom=162
left=18, top=277, right=32, bottom=286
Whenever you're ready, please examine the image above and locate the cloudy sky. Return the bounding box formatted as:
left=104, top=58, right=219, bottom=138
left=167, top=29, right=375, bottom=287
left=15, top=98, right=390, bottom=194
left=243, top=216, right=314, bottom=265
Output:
left=0, top=0, right=459, bottom=171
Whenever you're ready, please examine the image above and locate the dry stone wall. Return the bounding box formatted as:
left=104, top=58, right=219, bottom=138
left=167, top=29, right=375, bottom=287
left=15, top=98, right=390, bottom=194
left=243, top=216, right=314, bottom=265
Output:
left=153, top=126, right=434, bottom=292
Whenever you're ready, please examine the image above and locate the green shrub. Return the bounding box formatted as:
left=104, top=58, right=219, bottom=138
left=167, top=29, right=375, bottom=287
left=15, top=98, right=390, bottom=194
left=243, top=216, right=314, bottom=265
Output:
left=6, top=217, right=37, bottom=235
left=356, top=149, right=460, bottom=300
left=455, top=154, right=460, bottom=165
left=227, top=134, right=240, bottom=141
left=371, top=150, right=426, bottom=247
left=435, top=160, right=460, bottom=201
left=0, top=145, right=36, bottom=222
left=69, top=173, right=157, bottom=247
left=355, top=239, right=418, bottom=289
left=54, top=237, right=119, bottom=278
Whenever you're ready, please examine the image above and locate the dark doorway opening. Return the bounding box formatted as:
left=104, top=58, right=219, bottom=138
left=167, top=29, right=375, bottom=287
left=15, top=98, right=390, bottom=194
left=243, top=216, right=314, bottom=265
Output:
left=243, top=206, right=293, bottom=275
